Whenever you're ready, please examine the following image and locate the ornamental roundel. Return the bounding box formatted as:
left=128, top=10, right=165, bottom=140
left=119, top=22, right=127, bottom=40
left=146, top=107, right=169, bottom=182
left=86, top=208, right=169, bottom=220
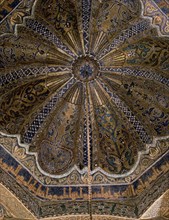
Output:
left=0, top=0, right=169, bottom=218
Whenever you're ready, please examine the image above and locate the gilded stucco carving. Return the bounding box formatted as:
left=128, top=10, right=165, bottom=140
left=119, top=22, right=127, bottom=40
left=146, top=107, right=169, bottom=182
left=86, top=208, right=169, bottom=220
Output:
left=0, top=183, right=35, bottom=220
left=0, top=0, right=168, bottom=219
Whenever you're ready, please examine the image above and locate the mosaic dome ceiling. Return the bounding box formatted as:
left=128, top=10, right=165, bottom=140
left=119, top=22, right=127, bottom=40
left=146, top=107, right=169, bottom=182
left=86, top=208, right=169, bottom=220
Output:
left=0, top=0, right=169, bottom=219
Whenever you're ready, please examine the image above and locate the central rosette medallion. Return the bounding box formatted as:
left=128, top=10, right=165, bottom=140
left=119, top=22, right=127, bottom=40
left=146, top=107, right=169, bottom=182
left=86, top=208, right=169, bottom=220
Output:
left=72, top=56, right=100, bottom=82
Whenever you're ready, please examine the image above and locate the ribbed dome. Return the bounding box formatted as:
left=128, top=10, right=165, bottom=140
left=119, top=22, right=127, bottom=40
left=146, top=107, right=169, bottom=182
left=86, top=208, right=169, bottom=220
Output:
left=0, top=0, right=168, bottom=176
left=0, top=0, right=168, bottom=219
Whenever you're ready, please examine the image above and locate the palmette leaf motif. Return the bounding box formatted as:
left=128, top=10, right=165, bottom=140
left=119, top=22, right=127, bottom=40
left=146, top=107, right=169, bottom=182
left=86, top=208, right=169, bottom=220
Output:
left=0, top=0, right=168, bottom=177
